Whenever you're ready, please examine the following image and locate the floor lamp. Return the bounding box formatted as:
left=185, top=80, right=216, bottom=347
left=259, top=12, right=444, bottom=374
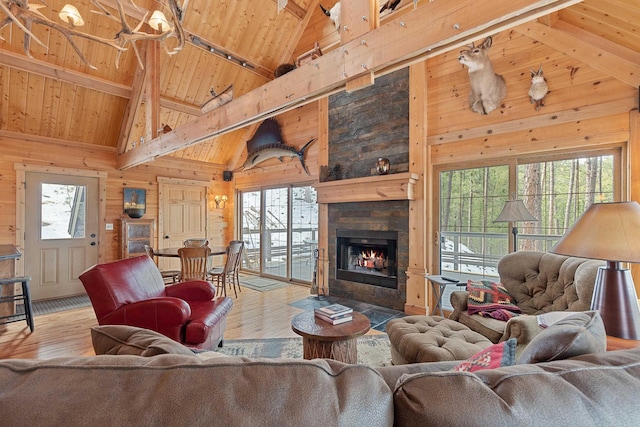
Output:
left=495, top=199, right=537, bottom=252
left=550, top=201, right=640, bottom=340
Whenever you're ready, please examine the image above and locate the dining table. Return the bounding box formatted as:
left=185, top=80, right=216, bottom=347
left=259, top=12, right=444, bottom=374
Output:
left=155, top=246, right=227, bottom=257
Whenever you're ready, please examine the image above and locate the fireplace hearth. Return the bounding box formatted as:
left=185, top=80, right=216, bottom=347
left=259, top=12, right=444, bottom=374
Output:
left=336, top=230, right=398, bottom=289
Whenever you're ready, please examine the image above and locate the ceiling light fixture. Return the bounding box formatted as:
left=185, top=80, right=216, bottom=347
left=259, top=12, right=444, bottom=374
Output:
left=58, top=4, right=84, bottom=27
left=190, top=35, right=255, bottom=70
left=1, top=0, right=189, bottom=69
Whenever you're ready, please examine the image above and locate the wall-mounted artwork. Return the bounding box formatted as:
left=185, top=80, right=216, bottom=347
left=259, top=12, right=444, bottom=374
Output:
left=123, top=188, right=146, bottom=218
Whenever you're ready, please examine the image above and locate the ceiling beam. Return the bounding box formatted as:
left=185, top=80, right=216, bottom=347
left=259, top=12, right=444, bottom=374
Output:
left=0, top=49, right=202, bottom=116
left=0, top=50, right=131, bottom=97
left=272, top=0, right=307, bottom=19
left=277, top=0, right=321, bottom=65
left=117, top=0, right=583, bottom=170
left=515, top=20, right=640, bottom=87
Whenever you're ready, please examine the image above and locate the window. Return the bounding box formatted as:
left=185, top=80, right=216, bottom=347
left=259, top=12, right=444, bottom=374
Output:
left=239, top=185, right=318, bottom=283
left=438, top=151, right=619, bottom=279
left=41, top=183, right=87, bottom=239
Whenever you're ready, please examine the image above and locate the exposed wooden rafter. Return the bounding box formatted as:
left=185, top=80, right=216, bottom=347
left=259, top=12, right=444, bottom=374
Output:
left=515, top=20, right=640, bottom=87
left=271, top=0, right=306, bottom=19
left=0, top=50, right=202, bottom=116
left=117, top=0, right=583, bottom=170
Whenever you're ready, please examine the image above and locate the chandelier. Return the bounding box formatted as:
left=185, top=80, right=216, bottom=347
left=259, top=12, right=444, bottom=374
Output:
left=0, top=0, right=188, bottom=69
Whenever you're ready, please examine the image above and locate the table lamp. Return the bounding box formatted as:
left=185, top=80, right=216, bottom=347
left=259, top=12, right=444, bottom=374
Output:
left=550, top=201, right=640, bottom=340
left=495, top=198, right=537, bottom=252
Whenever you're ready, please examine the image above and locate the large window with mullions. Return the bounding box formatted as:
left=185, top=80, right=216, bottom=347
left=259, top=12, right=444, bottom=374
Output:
left=437, top=150, right=620, bottom=282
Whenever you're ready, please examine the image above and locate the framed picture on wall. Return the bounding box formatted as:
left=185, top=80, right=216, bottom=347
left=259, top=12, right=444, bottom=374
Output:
left=123, top=188, right=146, bottom=218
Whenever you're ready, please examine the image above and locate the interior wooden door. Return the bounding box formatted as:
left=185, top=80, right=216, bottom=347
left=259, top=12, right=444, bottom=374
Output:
left=159, top=182, right=207, bottom=271
left=24, top=172, right=99, bottom=300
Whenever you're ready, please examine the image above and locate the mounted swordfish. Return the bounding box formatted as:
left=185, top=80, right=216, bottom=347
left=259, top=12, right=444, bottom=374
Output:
left=242, top=118, right=316, bottom=175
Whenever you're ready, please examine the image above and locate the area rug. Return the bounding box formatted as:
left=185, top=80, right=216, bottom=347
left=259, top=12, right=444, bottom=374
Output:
left=239, top=276, right=292, bottom=292
left=214, top=335, right=392, bottom=366
left=17, top=294, right=92, bottom=316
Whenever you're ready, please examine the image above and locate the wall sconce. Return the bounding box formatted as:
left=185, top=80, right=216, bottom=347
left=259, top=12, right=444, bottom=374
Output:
left=214, top=195, right=228, bottom=209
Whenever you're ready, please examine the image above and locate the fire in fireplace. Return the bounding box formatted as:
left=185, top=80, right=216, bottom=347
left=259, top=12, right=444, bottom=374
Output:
left=336, top=230, right=398, bottom=289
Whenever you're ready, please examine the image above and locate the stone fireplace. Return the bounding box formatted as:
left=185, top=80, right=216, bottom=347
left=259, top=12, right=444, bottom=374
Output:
left=315, top=67, right=411, bottom=311
left=325, top=200, right=409, bottom=311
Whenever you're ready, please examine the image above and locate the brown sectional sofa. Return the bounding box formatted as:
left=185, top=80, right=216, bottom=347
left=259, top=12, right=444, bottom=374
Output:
left=1, top=347, right=640, bottom=426
left=449, top=251, right=603, bottom=342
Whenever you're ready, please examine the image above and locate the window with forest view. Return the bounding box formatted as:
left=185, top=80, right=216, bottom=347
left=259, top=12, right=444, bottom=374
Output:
left=439, top=153, right=616, bottom=279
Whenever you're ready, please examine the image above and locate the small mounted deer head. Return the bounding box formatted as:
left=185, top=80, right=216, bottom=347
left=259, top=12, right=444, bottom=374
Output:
left=528, top=65, right=548, bottom=111
left=458, top=36, right=507, bottom=115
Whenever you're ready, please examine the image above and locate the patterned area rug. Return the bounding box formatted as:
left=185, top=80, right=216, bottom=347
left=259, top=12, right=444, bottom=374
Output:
left=17, top=294, right=92, bottom=316
left=239, top=276, right=292, bottom=292
left=214, top=335, right=392, bottom=366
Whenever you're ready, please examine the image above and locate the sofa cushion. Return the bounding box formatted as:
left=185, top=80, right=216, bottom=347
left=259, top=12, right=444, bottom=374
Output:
left=91, top=325, right=195, bottom=356
left=392, top=347, right=640, bottom=426
left=466, top=280, right=521, bottom=319
left=517, top=311, right=606, bottom=364
left=456, top=311, right=507, bottom=343
left=453, top=338, right=517, bottom=372
left=0, top=355, right=394, bottom=426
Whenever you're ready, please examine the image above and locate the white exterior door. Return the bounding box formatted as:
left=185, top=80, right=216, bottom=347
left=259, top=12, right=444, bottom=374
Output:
left=25, top=172, right=99, bottom=300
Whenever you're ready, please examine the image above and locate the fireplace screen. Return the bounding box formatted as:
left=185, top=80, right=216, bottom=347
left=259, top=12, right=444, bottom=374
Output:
left=336, top=230, right=397, bottom=289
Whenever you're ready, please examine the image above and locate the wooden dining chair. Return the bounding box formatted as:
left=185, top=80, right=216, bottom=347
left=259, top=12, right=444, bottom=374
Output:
left=208, top=240, right=244, bottom=297
left=144, top=245, right=181, bottom=284
left=178, top=246, right=211, bottom=281
left=183, top=238, right=209, bottom=247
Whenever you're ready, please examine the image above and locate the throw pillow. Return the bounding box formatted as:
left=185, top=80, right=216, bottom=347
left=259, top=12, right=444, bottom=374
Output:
left=517, top=311, right=606, bottom=364
left=466, top=280, right=521, bottom=318
left=91, top=325, right=196, bottom=357
left=453, top=338, right=517, bottom=372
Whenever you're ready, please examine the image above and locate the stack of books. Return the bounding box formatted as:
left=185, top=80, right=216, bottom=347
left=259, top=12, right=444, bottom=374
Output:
left=314, top=303, right=353, bottom=325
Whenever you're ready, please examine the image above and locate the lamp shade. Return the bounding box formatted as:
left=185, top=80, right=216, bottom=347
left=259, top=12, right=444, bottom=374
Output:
left=550, top=201, right=640, bottom=263
left=149, top=10, right=170, bottom=31
left=494, top=199, right=537, bottom=223
left=59, top=4, right=84, bottom=26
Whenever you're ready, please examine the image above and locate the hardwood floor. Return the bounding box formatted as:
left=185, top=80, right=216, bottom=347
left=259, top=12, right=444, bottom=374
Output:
left=0, top=284, right=381, bottom=359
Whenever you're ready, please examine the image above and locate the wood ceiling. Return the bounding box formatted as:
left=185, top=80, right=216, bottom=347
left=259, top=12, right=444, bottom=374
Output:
left=0, top=0, right=638, bottom=170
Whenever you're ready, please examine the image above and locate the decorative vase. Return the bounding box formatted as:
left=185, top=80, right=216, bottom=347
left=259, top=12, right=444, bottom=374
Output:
left=376, top=158, right=390, bottom=175
left=125, top=208, right=145, bottom=218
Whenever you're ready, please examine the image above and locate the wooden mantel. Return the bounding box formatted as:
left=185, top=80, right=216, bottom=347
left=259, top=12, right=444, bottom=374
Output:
left=315, top=172, right=418, bottom=204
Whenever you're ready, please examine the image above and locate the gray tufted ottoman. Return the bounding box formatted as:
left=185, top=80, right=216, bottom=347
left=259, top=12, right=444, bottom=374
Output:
left=386, top=315, right=494, bottom=364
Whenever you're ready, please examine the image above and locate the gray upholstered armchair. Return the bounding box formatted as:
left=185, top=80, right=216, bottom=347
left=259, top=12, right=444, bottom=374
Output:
left=449, top=251, right=603, bottom=342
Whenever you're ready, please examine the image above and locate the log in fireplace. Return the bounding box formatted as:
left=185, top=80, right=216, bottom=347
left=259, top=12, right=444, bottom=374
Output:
left=336, top=230, right=398, bottom=289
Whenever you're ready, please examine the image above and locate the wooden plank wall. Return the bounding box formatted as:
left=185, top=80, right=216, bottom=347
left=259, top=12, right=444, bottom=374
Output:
left=424, top=26, right=637, bottom=291
left=0, top=136, right=231, bottom=264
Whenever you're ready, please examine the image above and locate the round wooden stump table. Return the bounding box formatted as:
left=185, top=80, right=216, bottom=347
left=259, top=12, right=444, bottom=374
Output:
left=291, top=311, right=371, bottom=363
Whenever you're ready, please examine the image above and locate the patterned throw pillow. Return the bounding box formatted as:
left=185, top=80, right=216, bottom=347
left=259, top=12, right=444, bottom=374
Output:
left=453, top=338, right=517, bottom=372
left=466, top=280, right=521, bottom=317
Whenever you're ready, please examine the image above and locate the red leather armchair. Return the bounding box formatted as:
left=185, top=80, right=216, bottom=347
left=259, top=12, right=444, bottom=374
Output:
left=79, top=255, right=233, bottom=350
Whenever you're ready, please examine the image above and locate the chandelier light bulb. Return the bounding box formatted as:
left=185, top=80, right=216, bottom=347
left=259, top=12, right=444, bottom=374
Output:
left=59, top=4, right=85, bottom=27
left=149, top=10, right=170, bottom=32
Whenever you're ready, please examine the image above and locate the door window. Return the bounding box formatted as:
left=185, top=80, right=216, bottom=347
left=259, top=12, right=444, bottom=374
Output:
left=41, top=183, right=86, bottom=239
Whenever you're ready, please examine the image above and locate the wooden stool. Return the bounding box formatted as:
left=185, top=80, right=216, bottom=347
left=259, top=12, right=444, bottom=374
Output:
left=0, top=276, right=34, bottom=332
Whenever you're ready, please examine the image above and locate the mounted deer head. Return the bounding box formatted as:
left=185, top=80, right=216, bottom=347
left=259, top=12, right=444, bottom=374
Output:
left=458, top=36, right=507, bottom=115
left=528, top=64, right=548, bottom=111
left=319, top=2, right=340, bottom=32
